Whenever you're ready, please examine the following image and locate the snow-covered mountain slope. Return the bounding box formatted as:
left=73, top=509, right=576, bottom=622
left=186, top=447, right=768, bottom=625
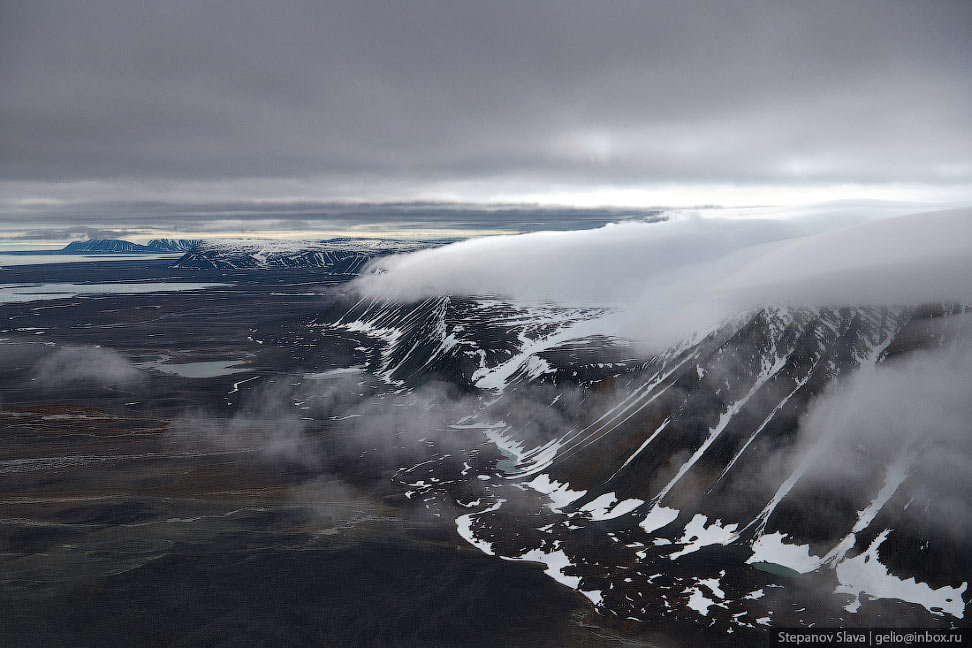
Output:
left=304, top=294, right=971, bottom=640
left=144, top=238, right=199, bottom=252
left=319, top=295, right=621, bottom=387
left=172, top=237, right=452, bottom=271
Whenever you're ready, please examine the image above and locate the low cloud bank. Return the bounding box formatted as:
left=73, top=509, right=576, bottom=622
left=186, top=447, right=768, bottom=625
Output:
left=353, top=207, right=972, bottom=348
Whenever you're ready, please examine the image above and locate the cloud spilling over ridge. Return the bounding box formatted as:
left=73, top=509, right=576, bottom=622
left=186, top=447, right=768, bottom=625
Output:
left=354, top=215, right=797, bottom=303
left=675, top=208, right=972, bottom=343
left=353, top=207, right=972, bottom=347
left=718, top=208, right=972, bottom=307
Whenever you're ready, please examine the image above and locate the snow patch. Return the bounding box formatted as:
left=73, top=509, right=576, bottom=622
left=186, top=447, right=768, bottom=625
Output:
left=640, top=504, right=679, bottom=533
left=684, top=586, right=718, bottom=617
left=747, top=531, right=823, bottom=574
left=455, top=500, right=504, bottom=556
left=527, top=474, right=587, bottom=512
left=670, top=514, right=738, bottom=559
left=511, top=548, right=581, bottom=589
left=835, top=530, right=967, bottom=619
left=580, top=492, right=646, bottom=521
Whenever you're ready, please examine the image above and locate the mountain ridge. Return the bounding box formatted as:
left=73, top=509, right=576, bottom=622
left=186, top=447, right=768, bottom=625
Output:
left=60, top=238, right=200, bottom=253
left=304, top=293, right=971, bottom=635
left=172, top=237, right=456, bottom=271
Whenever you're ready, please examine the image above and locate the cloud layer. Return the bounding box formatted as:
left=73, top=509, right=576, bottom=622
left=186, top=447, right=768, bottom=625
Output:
left=2, top=1, right=970, bottom=209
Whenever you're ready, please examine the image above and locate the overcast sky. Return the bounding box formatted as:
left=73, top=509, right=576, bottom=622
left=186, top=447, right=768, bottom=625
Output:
left=1, top=1, right=970, bottom=239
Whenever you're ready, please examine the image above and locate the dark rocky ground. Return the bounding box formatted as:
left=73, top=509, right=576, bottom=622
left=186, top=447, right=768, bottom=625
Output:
left=0, top=410, right=588, bottom=648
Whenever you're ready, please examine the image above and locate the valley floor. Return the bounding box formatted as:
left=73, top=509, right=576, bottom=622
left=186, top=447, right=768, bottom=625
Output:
left=0, top=260, right=664, bottom=648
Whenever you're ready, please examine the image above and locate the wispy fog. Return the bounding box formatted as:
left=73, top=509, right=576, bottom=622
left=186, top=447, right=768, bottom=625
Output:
left=172, top=379, right=319, bottom=467
left=31, top=345, right=144, bottom=388
left=170, top=372, right=485, bottom=469
left=758, top=337, right=972, bottom=547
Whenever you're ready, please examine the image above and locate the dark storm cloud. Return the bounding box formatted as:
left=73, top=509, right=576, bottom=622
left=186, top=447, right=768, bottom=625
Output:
left=1, top=0, right=970, bottom=201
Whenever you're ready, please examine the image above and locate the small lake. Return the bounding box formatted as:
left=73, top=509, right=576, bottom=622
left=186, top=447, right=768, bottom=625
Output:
left=0, top=254, right=180, bottom=267
left=137, top=357, right=250, bottom=378
left=156, top=361, right=250, bottom=378
left=749, top=561, right=803, bottom=578
left=304, top=366, right=367, bottom=380
left=0, top=282, right=230, bottom=305
left=496, top=446, right=520, bottom=474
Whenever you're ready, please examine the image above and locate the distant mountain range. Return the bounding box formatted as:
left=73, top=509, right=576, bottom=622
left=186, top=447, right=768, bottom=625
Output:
left=60, top=238, right=200, bottom=253
left=4, top=238, right=451, bottom=273
left=4, top=238, right=200, bottom=255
